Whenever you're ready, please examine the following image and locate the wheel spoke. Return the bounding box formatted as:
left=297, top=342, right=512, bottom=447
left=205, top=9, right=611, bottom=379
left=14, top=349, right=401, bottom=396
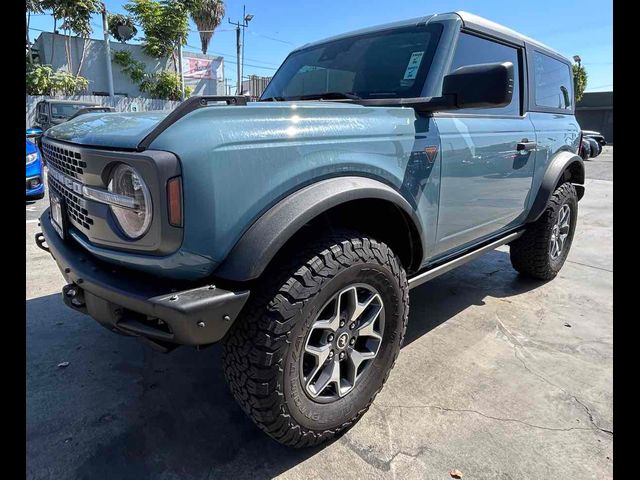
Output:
left=304, top=344, right=333, bottom=391
left=345, top=349, right=376, bottom=387
left=559, top=205, right=570, bottom=229
left=309, top=357, right=341, bottom=397
left=313, top=292, right=346, bottom=332
left=350, top=292, right=381, bottom=324
left=358, top=309, right=383, bottom=340
left=305, top=343, right=332, bottom=364
left=558, top=234, right=567, bottom=251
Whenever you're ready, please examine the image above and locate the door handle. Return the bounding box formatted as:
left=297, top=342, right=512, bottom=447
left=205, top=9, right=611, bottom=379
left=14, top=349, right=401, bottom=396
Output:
left=516, top=140, right=537, bottom=152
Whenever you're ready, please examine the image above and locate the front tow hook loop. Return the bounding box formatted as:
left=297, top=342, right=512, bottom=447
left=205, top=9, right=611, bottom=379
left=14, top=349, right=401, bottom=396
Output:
left=35, top=232, right=49, bottom=253
left=63, top=284, right=87, bottom=312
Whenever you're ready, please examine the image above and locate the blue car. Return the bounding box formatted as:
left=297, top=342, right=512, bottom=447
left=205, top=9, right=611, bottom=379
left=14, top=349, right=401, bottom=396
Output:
left=26, top=139, right=45, bottom=199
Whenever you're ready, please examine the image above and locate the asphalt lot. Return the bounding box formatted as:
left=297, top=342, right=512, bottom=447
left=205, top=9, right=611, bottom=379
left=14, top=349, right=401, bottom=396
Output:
left=26, top=147, right=613, bottom=479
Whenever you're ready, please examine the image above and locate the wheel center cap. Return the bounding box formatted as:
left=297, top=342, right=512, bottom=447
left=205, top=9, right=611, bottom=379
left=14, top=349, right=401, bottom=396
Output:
left=337, top=332, right=349, bottom=349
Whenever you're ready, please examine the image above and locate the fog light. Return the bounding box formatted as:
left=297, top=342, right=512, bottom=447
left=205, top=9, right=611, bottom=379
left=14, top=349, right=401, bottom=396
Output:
left=29, top=178, right=41, bottom=189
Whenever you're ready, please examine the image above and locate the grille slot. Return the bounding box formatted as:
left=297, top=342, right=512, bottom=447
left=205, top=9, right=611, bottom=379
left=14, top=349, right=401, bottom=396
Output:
left=41, top=141, right=86, bottom=179
left=48, top=174, right=94, bottom=230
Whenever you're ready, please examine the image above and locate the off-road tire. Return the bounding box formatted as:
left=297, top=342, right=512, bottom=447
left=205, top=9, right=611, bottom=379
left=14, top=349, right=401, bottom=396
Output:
left=222, top=232, right=409, bottom=447
left=510, top=182, right=578, bottom=280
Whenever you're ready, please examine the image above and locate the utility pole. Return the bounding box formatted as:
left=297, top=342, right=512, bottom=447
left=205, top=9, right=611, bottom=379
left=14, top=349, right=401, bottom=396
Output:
left=228, top=6, right=253, bottom=95
left=101, top=3, right=115, bottom=99
left=235, top=23, right=241, bottom=95
left=178, top=43, right=185, bottom=101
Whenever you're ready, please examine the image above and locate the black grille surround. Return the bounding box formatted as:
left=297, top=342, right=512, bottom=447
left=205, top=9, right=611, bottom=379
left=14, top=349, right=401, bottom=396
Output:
left=41, top=141, right=87, bottom=178
left=40, top=136, right=184, bottom=256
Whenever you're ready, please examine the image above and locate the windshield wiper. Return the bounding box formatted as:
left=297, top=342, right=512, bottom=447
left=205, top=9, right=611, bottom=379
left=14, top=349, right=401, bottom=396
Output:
left=297, top=92, right=362, bottom=101
left=260, top=96, right=286, bottom=102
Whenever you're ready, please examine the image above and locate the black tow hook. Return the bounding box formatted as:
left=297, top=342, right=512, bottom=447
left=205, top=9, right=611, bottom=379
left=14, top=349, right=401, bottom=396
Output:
left=35, top=232, right=49, bottom=253
left=62, top=284, right=87, bottom=313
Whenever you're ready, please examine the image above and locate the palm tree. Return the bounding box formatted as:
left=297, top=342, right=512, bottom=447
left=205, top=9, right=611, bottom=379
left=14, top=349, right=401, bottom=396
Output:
left=189, top=0, right=225, bottom=55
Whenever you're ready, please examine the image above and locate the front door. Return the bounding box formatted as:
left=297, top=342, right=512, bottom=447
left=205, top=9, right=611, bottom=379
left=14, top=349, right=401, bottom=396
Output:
left=432, top=31, right=536, bottom=257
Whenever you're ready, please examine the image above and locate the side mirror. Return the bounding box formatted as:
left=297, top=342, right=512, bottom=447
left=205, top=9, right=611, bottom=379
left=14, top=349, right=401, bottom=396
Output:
left=442, top=61, right=514, bottom=110
left=26, top=127, right=43, bottom=138
left=38, top=113, right=48, bottom=124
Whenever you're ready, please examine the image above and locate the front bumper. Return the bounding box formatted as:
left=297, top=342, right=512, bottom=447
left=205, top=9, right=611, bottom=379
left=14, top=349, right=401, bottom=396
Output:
left=36, top=209, right=250, bottom=350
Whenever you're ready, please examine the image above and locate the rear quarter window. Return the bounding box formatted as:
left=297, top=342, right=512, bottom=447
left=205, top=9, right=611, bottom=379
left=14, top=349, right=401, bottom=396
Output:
left=533, top=51, right=573, bottom=111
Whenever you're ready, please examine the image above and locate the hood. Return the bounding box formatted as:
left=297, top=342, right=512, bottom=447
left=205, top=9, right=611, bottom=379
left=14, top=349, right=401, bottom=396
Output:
left=45, top=111, right=170, bottom=149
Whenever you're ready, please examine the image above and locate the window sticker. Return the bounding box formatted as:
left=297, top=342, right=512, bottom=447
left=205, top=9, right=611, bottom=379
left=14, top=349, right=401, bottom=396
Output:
left=403, top=51, right=425, bottom=80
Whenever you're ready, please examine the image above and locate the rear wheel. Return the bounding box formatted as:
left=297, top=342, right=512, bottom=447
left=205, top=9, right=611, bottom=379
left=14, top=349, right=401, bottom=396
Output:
left=510, top=182, right=578, bottom=280
left=222, top=232, right=409, bottom=447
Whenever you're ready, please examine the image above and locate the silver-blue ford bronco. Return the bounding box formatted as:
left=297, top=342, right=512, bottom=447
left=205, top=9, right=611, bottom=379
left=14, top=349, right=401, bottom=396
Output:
left=35, top=11, right=584, bottom=447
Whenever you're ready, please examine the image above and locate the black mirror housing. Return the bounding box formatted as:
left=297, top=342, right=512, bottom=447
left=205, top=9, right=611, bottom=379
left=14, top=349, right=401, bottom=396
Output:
left=442, top=61, right=514, bottom=109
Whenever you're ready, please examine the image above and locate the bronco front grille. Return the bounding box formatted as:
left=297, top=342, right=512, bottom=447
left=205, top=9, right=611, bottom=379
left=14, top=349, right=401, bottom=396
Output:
left=41, top=141, right=87, bottom=179
left=48, top=173, right=94, bottom=230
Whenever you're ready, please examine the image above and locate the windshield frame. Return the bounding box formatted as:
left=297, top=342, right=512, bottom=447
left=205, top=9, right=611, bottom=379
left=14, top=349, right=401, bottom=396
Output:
left=260, top=22, right=446, bottom=102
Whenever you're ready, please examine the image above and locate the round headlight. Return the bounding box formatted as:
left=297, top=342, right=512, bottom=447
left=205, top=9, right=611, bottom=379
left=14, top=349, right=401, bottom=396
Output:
left=108, top=164, right=152, bottom=239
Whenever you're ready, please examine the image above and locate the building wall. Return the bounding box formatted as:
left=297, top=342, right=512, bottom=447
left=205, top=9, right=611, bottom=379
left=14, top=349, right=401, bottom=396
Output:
left=576, top=91, right=613, bottom=144
left=240, top=75, right=272, bottom=99
left=33, top=32, right=224, bottom=98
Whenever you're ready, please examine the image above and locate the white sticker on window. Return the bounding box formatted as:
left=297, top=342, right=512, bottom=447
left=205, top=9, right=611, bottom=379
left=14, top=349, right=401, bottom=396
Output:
left=403, top=51, right=425, bottom=80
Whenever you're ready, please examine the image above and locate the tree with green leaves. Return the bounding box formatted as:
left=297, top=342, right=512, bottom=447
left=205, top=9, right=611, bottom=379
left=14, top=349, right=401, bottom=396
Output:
left=26, top=1, right=45, bottom=64
left=26, top=63, right=89, bottom=95
left=125, top=0, right=189, bottom=71
left=107, top=13, right=138, bottom=42
left=52, top=0, right=103, bottom=75
left=572, top=63, right=588, bottom=103
left=189, top=0, right=225, bottom=55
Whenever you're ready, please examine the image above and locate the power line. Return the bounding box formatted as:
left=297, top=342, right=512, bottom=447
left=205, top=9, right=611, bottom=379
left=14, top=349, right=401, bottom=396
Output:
left=249, top=31, right=295, bottom=46
left=184, top=44, right=277, bottom=71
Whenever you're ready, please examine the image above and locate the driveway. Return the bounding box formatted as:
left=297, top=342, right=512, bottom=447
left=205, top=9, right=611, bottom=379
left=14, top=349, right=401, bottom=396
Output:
left=26, top=149, right=613, bottom=479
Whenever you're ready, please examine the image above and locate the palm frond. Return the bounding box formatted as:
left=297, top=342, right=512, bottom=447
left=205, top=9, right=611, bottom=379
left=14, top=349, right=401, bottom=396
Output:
left=190, top=0, right=225, bottom=55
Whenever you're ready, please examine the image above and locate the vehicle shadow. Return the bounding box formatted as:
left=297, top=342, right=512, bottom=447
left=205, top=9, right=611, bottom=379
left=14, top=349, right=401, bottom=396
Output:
left=26, top=250, right=544, bottom=480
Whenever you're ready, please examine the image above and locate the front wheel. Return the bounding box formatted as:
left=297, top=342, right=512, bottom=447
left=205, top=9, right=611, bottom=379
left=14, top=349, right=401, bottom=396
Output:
left=510, top=182, right=578, bottom=280
left=222, top=232, right=409, bottom=447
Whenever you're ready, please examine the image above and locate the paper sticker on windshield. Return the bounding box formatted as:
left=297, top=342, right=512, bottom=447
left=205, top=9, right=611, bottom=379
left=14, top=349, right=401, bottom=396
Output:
left=403, top=51, right=425, bottom=80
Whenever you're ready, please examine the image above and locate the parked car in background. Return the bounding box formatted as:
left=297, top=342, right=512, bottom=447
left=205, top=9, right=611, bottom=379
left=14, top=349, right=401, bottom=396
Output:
left=33, top=99, right=101, bottom=132
left=583, top=130, right=606, bottom=147
left=30, top=101, right=116, bottom=152
left=67, top=106, right=116, bottom=121
left=585, top=136, right=601, bottom=157
left=26, top=139, right=44, bottom=200
left=579, top=137, right=592, bottom=161
left=36, top=11, right=584, bottom=447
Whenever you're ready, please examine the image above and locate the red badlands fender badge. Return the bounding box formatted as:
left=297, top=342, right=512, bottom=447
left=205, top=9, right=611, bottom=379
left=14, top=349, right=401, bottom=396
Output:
left=424, top=145, right=439, bottom=163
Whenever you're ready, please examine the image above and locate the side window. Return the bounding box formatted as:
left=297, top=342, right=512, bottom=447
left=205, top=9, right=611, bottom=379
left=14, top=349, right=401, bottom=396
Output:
left=448, top=32, right=521, bottom=116
left=533, top=51, right=573, bottom=110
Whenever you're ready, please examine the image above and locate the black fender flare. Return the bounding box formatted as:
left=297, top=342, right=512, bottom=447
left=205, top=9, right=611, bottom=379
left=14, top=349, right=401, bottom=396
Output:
left=213, top=176, right=426, bottom=282
left=525, top=151, right=585, bottom=223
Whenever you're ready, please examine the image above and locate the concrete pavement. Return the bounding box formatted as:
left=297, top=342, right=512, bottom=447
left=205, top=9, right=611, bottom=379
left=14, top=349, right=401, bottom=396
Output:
left=26, top=149, right=613, bottom=479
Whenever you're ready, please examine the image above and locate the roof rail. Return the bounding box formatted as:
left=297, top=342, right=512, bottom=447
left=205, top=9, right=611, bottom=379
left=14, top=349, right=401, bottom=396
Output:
left=137, top=95, right=248, bottom=151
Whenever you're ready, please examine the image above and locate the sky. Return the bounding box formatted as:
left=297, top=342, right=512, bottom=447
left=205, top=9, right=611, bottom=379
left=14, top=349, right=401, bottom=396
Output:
left=28, top=0, right=613, bottom=92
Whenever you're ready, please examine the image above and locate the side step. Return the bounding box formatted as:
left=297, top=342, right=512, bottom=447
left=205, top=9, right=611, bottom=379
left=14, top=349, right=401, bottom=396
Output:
left=408, top=231, right=523, bottom=290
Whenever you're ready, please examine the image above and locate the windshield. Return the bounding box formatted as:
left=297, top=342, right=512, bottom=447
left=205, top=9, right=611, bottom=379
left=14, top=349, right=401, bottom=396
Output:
left=50, top=104, right=94, bottom=120
left=261, top=23, right=443, bottom=101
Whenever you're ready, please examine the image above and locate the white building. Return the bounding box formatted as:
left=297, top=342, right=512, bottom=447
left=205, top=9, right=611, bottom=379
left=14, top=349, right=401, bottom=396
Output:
left=33, top=32, right=225, bottom=98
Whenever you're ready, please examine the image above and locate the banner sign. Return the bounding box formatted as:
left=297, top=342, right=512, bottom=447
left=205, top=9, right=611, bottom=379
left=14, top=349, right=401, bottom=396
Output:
left=183, top=57, right=222, bottom=80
